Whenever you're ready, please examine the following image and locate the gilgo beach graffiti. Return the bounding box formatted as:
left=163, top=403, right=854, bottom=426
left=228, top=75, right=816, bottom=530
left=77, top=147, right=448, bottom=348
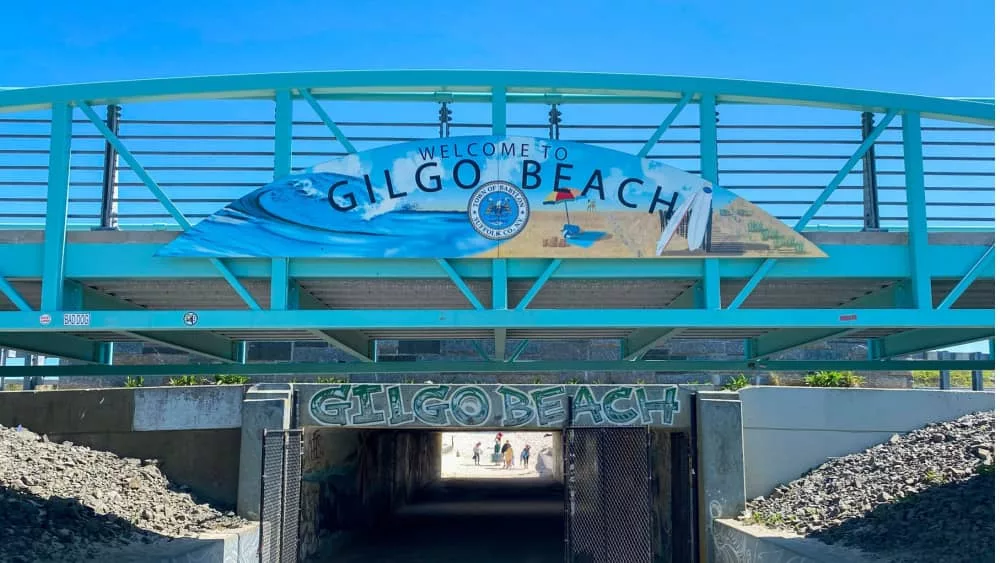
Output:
left=303, top=384, right=682, bottom=428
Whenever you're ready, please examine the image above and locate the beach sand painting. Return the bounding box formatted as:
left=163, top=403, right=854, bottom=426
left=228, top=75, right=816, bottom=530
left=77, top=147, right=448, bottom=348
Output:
left=157, top=135, right=825, bottom=260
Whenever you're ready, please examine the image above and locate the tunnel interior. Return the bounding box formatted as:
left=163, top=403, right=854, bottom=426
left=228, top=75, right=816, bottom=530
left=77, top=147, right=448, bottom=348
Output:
left=299, top=426, right=691, bottom=563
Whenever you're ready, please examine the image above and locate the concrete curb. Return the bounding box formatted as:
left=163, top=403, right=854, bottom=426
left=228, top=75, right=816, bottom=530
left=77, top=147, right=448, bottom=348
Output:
left=89, top=523, right=260, bottom=563
left=712, top=519, right=876, bottom=562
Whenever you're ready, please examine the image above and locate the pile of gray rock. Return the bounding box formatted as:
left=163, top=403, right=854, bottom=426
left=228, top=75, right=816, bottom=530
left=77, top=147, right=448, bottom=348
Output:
left=0, top=424, right=249, bottom=562
left=741, top=411, right=994, bottom=563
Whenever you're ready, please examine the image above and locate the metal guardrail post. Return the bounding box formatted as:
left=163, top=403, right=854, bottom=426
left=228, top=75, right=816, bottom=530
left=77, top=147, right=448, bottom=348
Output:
left=98, top=104, right=121, bottom=230
left=860, top=111, right=881, bottom=231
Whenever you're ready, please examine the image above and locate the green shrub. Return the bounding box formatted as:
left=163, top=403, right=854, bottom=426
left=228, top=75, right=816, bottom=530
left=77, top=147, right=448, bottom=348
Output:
left=804, top=371, right=862, bottom=388
left=214, top=375, right=250, bottom=385
left=723, top=373, right=751, bottom=391
left=168, top=375, right=204, bottom=386
left=124, top=376, right=144, bottom=388
left=316, top=376, right=347, bottom=384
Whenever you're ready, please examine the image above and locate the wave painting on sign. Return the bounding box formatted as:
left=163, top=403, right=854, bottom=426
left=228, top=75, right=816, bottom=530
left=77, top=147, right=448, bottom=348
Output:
left=157, top=136, right=826, bottom=259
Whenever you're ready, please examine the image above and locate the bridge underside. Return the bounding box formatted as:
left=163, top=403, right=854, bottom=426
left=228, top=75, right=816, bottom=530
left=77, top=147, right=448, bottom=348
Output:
left=0, top=231, right=993, bottom=374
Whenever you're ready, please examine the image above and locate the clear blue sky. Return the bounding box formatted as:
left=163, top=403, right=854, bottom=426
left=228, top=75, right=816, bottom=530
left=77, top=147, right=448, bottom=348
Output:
left=0, top=0, right=994, bottom=96
left=0, top=0, right=993, bottom=355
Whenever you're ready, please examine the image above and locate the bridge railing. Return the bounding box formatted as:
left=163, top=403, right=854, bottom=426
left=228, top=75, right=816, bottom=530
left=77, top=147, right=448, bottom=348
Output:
left=0, top=72, right=993, bottom=232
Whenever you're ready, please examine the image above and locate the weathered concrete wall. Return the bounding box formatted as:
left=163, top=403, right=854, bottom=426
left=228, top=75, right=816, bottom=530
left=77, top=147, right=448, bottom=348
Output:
left=133, top=386, right=244, bottom=431
left=46, top=429, right=241, bottom=508
left=711, top=519, right=873, bottom=563
left=696, top=394, right=746, bottom=563
left=739, top=387, right=996, bottom=499
left=0, top=387, right=245, bottom=507
left=298, top=428, right=439, bottom=560
left=298, top=383, right=691, bottom=430
left=0, top=388, right=135, bottom=433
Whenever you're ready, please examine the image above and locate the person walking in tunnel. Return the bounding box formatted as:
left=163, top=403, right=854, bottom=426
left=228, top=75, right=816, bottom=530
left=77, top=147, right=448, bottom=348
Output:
left=493, top=436, right=502, bottom=465
left=501, top=439, right=514, bottom=469
left=520, top=444, right=531, bottom=468
left=472, top=442, right=482, bottom=466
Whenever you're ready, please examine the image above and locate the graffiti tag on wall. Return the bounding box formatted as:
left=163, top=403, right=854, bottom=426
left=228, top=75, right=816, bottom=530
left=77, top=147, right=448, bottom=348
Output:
left=304, top=384, right=681, bottom=428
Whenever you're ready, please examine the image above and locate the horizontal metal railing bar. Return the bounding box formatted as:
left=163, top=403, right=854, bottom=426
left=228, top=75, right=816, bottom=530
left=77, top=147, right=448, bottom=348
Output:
left=2, top=147, right=991, bottom=163
left=2, top=135, right=991, bottom=148
left=3, top=115, right=993, bottom=132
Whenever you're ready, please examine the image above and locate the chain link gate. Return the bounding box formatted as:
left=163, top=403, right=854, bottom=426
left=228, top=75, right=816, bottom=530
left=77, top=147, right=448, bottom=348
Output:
left=259, top=429, right=303, bottom=563
left=564, top=426, right=653, bottom=563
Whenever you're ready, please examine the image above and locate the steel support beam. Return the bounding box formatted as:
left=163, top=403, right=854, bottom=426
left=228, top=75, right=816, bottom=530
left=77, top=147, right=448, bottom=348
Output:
left=728, top=110, right=899, bottom=310
left=78, top=102, right=261, bottom=310
left=493, top=259, right=507, bottom=360
left=300, top=89, right=357, bottom=153
left=437, top=259, right=485, bottom=310
left=0, top=332, right=102, bottom=363
left=746, top=283, right=902, bottom=360
left=63, top=281, right=243, bottom=363
left=311, top=330, right=373, bottom=363
left=902, top=111, right=932, bottom=309
left=0, top=276, right=31, bottom=311
left=289, top=283, right=372, bottom=362
left=507, top=339, right=530, bottom=363
left=515, top=259, right=562, bottom=310
left=937, top=244, right=994, bottom=310
left=0, top=308, right=990, bottom=331
left=638, top=92, right=693, bottom=157
left=492, top=86, right=506, bottom=136
left=876, top=328, right=995, bottom=359
left=41, top=103, right=73, bottom=311
left=624, top=282, right=704, bottom=360
left=3, top=359, right=993, bottom=379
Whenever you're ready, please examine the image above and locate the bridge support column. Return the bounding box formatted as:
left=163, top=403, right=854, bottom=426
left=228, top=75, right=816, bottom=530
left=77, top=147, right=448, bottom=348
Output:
left=237, top=384, right=293, bottom=520
left=696, top=392, right=746, bottom=563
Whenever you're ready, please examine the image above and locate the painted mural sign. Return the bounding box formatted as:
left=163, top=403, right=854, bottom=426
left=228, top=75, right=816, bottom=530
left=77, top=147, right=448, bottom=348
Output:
left=301, top=384, right=682, bottom=429
left=157, top=136, right=824, bottom=259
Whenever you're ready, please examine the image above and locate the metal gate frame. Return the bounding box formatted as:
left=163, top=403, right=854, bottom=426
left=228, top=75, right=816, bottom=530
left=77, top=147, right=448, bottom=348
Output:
left=259, top=428, right=303, bottom=563
left=563, top=413, right=654, bottom=563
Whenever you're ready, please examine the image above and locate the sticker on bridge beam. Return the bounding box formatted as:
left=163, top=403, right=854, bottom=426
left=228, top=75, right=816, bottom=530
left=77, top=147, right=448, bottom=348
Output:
left=157, top=136, right=825, bottom=260
left=302, top=383, right=682, bottom=428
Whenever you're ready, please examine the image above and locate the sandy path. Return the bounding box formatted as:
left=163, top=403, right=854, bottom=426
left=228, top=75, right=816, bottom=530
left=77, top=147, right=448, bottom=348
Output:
left=440, top=431, right=556, bottom=479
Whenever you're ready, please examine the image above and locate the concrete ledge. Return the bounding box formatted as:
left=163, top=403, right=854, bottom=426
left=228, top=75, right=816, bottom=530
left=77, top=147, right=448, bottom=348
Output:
left=712, top=519, right=874, bottom=563
left=91, top=524, right=259, bottom=563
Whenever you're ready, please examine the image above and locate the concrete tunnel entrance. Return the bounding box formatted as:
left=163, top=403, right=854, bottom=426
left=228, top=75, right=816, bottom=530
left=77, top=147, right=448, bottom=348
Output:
left=295, top=383, right=695, bottom=562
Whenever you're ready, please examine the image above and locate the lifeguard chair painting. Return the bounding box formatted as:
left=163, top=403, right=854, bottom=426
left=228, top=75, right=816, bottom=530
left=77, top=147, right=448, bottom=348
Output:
left=158, top=136, right=825, bottom=260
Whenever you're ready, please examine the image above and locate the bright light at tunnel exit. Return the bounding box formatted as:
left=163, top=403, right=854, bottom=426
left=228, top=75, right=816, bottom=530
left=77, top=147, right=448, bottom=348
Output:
left=438, top=431, right=557, bottom=480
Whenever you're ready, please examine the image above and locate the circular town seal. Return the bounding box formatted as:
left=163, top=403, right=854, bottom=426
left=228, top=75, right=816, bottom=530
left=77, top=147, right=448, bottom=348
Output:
left=182, top=311, right=199, bottom=326
left=467, top=181, right=530, bottom=241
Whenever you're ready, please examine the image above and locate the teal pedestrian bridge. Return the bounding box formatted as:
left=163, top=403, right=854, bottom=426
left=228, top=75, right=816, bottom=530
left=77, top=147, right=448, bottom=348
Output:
left=0, top=71, right=993, bottom=378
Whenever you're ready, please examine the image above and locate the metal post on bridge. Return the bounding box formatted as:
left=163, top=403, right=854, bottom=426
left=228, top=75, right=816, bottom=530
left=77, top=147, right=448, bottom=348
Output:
left=971, top=352, right=984, bottom=391
left=98, top=104, right=121, bottom=230
left=861, top=111, right=882, bottom=231
left=938, top=351, right=951, bottom=390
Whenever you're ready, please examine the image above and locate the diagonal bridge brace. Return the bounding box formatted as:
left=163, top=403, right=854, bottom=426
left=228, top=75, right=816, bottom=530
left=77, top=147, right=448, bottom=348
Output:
left=78, top=103, right=261, bottom=311
left=299, top=89, right=358, bottom=154
left=727, top=109, right=900, bottom=310
left=744, top=283, right=905, bottom=360
left=291, top=284, right=373, bottom=362
left=623, top=280, right=704, bottom=360
left=65, top=281, right=243, bottom=363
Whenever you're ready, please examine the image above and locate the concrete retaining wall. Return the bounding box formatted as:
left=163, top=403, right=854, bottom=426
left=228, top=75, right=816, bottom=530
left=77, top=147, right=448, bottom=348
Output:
left=92, top=523, right=259, bottom=563
left=711, top=519, right=873, bottom=563
left=739, top=387, right=996, bottom=498
left=0, top=386, right=246, bottom=507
